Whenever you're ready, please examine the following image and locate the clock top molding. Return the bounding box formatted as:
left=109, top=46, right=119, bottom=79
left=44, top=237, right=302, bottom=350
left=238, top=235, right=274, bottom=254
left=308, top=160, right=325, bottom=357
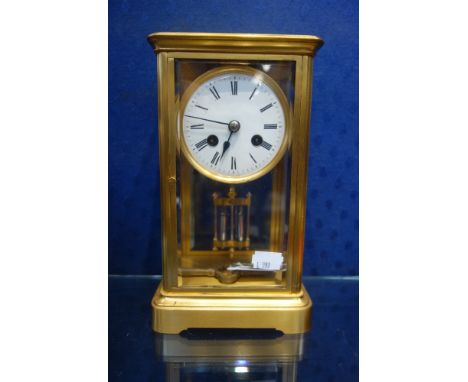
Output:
left=147, top=32, right=324, bottom=56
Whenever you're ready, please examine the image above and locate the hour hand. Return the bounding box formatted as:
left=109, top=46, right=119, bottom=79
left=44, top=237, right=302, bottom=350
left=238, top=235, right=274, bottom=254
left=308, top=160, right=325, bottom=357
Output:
left=221, top=132, right=233, bottom=158
left=221, top=141, right=230, bottom=158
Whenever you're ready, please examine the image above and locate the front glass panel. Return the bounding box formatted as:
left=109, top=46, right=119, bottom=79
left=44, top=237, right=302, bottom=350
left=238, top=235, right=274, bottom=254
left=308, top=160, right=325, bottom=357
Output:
left=171, top=58, right=296, bottom=291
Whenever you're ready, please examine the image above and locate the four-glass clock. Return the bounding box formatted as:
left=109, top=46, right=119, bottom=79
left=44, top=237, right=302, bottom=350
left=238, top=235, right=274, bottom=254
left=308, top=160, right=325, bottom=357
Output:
left=148, top=32, right=324, bottom=334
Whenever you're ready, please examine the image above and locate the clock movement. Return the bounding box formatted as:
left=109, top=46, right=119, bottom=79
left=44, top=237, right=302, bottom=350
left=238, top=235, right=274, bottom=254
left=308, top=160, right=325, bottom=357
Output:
left=147, top=32, right=323, bottom=333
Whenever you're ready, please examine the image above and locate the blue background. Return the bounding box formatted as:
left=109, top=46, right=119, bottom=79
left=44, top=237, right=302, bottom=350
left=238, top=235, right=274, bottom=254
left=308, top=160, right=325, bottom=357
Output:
left=109, top=0, right=358, bottom=276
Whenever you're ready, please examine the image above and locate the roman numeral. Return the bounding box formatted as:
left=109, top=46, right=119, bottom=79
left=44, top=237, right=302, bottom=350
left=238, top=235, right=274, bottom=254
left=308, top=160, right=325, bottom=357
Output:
left=209, top=86, right=221, bottom=100
left=249, top=87, right=258, bottom=100
left=195, top=138, right=208, bottom=151
left=190, top=124, right=204, bottom=129
left=231, top=81, right=238, bottom=95
left=260, top=103, right=273, bottom=113
left=231, top=156, right=237, bottom=170
left=264, top=124, right=277, bottom=129
left=211, top=151, right=220, bottom=165
left=249, top=153, right=257, bottom=163
left=260, top=141, right=272, bottom=150
left=195, top=104, right=208, bottom=110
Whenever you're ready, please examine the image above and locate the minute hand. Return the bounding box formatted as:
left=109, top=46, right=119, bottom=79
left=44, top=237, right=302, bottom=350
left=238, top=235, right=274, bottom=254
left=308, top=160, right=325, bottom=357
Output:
left=184, top=115, right=229, bottom=126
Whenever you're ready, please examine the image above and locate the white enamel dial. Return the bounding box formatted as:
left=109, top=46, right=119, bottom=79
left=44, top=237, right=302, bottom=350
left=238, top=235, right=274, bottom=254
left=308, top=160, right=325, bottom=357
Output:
left=180, top=67, right=288, bottom=183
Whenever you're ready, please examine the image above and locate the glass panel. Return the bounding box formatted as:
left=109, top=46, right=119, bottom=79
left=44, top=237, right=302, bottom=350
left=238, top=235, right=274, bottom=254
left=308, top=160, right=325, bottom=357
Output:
left=172, top=59, right=296, bottom=290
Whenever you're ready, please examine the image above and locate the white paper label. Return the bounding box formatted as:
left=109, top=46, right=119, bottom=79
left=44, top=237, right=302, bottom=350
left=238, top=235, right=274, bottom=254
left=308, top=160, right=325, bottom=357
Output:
left=251, top=251, right=283, bottom=270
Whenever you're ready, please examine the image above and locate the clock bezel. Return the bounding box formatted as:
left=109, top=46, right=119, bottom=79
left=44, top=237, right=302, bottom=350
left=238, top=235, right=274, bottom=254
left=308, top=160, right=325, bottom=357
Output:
left=178, top=65, right=292, bottom=184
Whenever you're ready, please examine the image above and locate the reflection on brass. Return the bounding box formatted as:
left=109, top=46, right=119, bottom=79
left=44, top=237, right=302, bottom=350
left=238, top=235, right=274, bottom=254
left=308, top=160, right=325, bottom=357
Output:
left=213, top=187, right=251, bottom=250
left=215, top=269, right=240, bottom=284
left=178, top=267, right=240, bottom=284
left=151, top=283, right=312, bottom=333
left=148, top=32, right=324, bottom=56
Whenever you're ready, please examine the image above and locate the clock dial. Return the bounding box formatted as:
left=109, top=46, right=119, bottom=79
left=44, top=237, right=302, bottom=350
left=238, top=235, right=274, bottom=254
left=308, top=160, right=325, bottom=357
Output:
left=180, top=67, right=289, bottom=183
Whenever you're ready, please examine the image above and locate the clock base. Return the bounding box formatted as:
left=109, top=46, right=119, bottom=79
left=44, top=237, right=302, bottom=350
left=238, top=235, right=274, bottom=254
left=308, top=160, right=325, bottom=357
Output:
left=151, top=282, right=312, bottom=334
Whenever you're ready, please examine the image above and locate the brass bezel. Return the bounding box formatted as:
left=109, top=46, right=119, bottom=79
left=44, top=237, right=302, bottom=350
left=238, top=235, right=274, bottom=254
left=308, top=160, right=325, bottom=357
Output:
left=178, top=65, right=292, bottom=184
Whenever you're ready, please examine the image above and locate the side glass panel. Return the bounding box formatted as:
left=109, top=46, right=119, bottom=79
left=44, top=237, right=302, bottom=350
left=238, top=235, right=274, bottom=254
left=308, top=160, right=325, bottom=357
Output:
left=172, top=59, right=295, bottom=290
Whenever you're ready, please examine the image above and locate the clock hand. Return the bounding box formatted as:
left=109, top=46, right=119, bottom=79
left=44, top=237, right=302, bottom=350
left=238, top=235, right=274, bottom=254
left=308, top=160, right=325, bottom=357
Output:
left=184, top=115, right=229, bottom=126
left=221, top=131, right=234, bottom=158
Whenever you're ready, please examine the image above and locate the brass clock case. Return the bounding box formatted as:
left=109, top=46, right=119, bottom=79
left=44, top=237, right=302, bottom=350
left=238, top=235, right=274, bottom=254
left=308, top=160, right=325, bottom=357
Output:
left=178, top=65, right=292, bottom=184
left=148, top=32, right=324, bottom=334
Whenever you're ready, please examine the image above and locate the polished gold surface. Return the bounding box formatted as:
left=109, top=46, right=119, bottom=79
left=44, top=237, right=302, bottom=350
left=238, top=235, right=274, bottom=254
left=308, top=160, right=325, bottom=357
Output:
left=148, top=32, right=324, bottom=56
left=176, top=252, right=286, bottom=290
left=179, top=155, right=192, bottom=256
left=149, top=32, right=322, bottom=332
left=178, top=267, right=240, bottom=284
left=289, top=56, right=314, bottom=292
left=212, top=188, right=251, bottom=206
left=212, top=239, right=250, bottom=250
left=152, top=282, right=312, bottom=334
left=158, top=54, right=179, bottom=290
left=179, top=65, right=291, bottom=184
left=270, top=157, right=287, bottom=252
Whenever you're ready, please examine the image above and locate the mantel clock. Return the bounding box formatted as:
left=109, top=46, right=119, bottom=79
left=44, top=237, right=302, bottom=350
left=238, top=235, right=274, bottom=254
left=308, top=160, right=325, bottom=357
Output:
left=147, top=32, right=323, bottom=334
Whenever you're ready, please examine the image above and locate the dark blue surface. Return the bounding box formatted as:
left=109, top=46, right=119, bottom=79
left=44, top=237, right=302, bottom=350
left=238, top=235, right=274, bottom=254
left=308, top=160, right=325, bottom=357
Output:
left=109, top=276, right=358, bottom=381
left=109, top=0, right=358, bottom=275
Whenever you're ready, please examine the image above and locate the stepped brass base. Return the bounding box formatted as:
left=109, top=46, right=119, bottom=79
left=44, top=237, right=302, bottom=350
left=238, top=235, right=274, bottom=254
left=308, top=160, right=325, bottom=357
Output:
left=151, top=282, right=312, bottom=334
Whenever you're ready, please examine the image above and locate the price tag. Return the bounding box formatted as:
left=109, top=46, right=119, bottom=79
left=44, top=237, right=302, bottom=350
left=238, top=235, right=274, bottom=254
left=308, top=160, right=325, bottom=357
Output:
left=251, top=251, right=283, bottom=270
